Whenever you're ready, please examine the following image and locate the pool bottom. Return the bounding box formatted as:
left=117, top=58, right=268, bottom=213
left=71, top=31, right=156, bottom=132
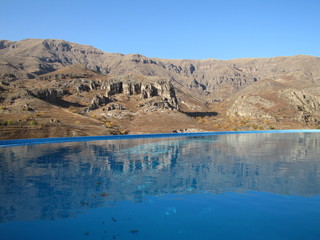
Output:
left=1, top=191, right=319, bottom=240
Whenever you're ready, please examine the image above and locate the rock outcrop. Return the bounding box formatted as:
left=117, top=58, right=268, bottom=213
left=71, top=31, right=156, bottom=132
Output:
left=173, top=128, right=204, bottom=133
left=31, top=88, right=67, bottom=104
left=38, top=72, right=93, bottom=81
left=104, top=103, right=125, bottom=111
left=137, top=97, right=176, bottom=113
left=86, top=95, right=110, bottom=111
left=102, top=79, right=179, bottom=110
left=0, top=73, right=17, bottom=81
left=280, top=89, right=320, bottom=125
left=74, top=79, right=97, bottom=93
left=227, top=95, right=274, bottom=119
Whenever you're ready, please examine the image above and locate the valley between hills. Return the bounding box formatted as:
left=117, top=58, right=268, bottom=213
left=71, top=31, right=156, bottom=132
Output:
left=0, top=39, right=320, bottom=140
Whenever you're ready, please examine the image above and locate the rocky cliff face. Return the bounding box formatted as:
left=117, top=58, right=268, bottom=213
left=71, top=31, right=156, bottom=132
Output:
left=227, top=95, right=275, bottom=119
left=280, top=89, right=320, bottom=125
left=86, top=95, right=110, bottom=111
left=102, top=79, right=179, bottom=110
left=225, top=78, right=320, bottom=128
left=30, top=88, right=68, bottom=104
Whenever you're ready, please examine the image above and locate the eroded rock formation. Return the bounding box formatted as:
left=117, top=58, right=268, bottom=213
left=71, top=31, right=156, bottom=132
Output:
left=31, top=88, right=67, bottom=104
left=280, top=89, right=320, bottom=125
left=87, top=95, right=110, bottom=111
left=102, top=79, right=179, bottom=110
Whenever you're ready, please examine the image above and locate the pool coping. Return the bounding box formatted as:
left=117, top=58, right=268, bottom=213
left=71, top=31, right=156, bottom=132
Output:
left=1, top=129, right=320, bottom=147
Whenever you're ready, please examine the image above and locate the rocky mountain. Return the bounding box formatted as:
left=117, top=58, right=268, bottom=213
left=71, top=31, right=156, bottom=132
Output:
left=0, top=39, right=319, bottom=139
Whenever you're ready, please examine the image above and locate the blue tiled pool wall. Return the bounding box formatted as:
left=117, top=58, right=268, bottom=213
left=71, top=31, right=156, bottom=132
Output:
left=1, top=129, right=320, bottom=147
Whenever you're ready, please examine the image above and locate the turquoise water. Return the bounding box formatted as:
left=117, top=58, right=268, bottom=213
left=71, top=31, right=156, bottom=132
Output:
left=0, top=132, right=320, bottom=239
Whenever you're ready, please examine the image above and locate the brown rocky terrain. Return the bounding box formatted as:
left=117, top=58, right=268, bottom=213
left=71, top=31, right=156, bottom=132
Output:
left=0, top=39, right=319, bottom=139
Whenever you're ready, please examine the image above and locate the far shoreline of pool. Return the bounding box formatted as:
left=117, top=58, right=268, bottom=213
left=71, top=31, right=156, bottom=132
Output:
left=1, top=129, right=320, bottom=148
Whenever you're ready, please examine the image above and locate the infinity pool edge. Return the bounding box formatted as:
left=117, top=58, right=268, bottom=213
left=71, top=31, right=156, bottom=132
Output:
left=1, top=129, right=320, bottom=148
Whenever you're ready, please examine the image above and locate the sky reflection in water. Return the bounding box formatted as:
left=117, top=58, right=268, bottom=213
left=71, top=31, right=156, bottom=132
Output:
left=0, top=132, right=320, bottom=240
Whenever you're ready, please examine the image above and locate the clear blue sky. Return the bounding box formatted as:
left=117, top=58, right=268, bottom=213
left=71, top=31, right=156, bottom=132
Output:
left=1, top=0, right=319, bottom=60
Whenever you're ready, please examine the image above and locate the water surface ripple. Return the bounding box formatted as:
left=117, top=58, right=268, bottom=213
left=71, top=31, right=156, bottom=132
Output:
left=0, top=132, right=319, bottom=239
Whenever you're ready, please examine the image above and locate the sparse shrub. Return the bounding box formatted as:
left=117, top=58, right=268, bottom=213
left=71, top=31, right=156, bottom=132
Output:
left=197, top=117, right=204, bottom=124
left=68, top=106, right=79, bottom=113
left=263, top=119, right=271, bottom=125
left=119, top=129, right=129, bottom=135
left=75, top=120, right=81, bottom=124
left=105, top=121, right=114, bottom=128
left=239, top=119, right=249, bottom=125
left=1, top=120, right=14, bottom=126
left=127, top=114, right=134, bottom=121
left=29, top=120, right=38, bottom=126
left=6, top=120, right=22, bottom=126
left=213, top=123, right=220, bottom=128
left=0, top=119, right=39, bottom=126
left=269, top=126, right=276, bottom=130
left=36, top=112, right=46, bottom=117
left=197, top=117, right=211, bottom=125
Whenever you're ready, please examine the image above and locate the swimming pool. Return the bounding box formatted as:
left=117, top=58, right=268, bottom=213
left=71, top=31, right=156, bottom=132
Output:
left=0, top=131, right=320, bottom=240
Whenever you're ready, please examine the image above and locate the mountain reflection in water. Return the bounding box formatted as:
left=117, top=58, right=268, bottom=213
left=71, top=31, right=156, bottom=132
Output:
left=0, top=132, right=319, bottom=223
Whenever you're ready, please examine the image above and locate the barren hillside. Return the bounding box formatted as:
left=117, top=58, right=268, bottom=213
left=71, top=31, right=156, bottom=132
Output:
left=0, top=39, right=319, bottom=139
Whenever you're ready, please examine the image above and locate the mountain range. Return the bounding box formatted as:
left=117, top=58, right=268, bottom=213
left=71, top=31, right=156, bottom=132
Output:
left=1, top=39, right=320, bottom=139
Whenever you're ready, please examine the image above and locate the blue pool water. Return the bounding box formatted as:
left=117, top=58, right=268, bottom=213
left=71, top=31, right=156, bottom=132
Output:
left=0, top=131, right=320, bottom=240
